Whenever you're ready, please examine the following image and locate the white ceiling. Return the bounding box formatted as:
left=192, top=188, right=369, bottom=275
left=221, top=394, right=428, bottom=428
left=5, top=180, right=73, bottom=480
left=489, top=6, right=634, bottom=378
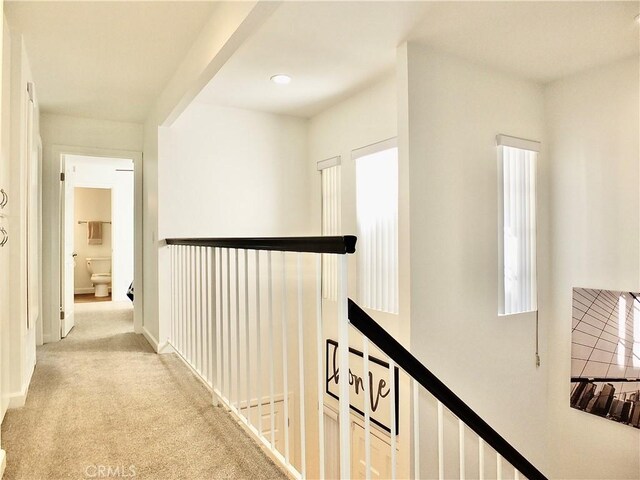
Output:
left=196, top=1, right=430, bottom=118
left=4, top=1, right=638, bottom=123
left=196, top=1, right=639, bottom=119
left=5, top=1, right=217, bottom=123
left=409, top=1, right=639, bottom=84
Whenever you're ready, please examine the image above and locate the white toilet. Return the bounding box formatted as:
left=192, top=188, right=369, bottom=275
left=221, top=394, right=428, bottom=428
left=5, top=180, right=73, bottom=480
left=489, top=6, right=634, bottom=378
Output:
left=86, top=257, right=112, bottom=297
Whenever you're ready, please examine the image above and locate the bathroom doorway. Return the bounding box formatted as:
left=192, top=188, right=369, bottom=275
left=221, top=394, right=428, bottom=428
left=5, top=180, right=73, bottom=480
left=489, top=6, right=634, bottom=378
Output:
left=73, top=187, right=113, bottom=303
left=60, top=155, right=134, bottom=337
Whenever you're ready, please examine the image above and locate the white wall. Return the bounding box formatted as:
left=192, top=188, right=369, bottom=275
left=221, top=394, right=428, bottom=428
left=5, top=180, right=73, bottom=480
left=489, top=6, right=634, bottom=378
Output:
left=40, top=114, right=143, bottom=342
left=0, top=14, right=10, bottom=422
left=73, top=188, right=111, bottom=292
left=141, top=118, right=159, bottom=346
left=0, top=26, right=42, bottom=413
left=0, top=13, right=8, bottom=435
left=154, top=102, right=309, bottom=352
left=0, top=5, right=5, bottom=473
left=159, top=102, right=310, bottom=238
left=403, top=44, right=549, bottom=474
left=544, top=56, right=640, bottom=480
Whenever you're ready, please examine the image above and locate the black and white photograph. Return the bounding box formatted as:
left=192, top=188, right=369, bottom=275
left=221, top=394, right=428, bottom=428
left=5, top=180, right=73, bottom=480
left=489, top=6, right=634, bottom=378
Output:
left=571, top=288, right=640, bottom=428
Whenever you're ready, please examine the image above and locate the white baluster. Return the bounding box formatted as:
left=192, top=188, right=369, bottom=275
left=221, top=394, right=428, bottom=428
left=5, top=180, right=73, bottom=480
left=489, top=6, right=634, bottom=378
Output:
left=281, top=251, right=290, bottom=465
left=226, top=248, right=232, bottom=403
left=255, top=250, right=263, bottom=436
left=190, top=247, right=196, bottom=366
left=390, top=359, right=397, bottom=480
left=337, top=254, right=350, bottom=479
left=235, top=249, right=241, bottom=411
left=195, top=246, right=202, bottom=373
left=459, top=419, right=466, bottom=480
left=315, top=255, right=325, bottom=480
left=200, top=247, right=206, bottom=379
left=209, top=248, right=218, bottom=403
left=363, top=338, right=371, bottom=480
left=297, top=253, right=306, bottom=477
left=181, top=246, right=186, bottom=357
left=187, top=246, right=192, bottom=362
left=216, top=248, right=223, bottom=404
left=244, top=249, right=251, bottom=424
left=268, top=251, right=276, bottom=448
left=497, top=453, right=503, bottom=480
left=479, top=437, right=485, bottom=480
left=170, top=247, right=175, bottom=347
left=206, top=247, right=213, bottom=386
left=413, top=379, right=420, bottom=480
left=438, top=401, right=444, bottom=480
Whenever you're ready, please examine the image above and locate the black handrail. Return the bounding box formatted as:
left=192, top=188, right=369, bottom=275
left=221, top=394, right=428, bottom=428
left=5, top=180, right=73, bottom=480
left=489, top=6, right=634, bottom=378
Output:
left=348, top=299, right=547, bottom=480
left=165, top=236, right=357, bottom=255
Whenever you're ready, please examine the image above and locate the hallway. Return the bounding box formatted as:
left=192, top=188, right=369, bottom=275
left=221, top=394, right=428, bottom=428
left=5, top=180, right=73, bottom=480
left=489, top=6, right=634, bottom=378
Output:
left=1, top=303, right=284, bottom=479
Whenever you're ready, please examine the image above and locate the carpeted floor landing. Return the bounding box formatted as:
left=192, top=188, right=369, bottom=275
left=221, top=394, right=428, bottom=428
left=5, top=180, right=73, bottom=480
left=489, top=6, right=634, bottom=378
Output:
left=1, top=302, right=286, bottom=480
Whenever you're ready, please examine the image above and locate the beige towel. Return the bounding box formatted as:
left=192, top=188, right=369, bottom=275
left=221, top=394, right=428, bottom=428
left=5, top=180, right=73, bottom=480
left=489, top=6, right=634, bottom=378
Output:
left=88, top=221, right=103, bottom=245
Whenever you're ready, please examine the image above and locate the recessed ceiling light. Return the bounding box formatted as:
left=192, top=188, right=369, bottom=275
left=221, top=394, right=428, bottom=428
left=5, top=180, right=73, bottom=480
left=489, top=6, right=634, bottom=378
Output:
left=270, top=74, right=291, bottom=85
left=636, top=13, right=640, bottom=23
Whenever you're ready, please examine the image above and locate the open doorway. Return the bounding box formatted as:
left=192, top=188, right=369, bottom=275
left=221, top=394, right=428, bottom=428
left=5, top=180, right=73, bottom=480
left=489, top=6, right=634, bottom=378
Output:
left=73, top=187, right=114, bottom=303
left=60, top=155, right=134, bottom=337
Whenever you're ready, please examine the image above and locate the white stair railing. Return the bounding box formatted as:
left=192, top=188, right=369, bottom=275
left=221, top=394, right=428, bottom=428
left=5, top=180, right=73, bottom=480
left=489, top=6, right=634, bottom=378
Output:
left=165, top=236, right=546, bottom=480
left=167, top=237, right=355, bottom=479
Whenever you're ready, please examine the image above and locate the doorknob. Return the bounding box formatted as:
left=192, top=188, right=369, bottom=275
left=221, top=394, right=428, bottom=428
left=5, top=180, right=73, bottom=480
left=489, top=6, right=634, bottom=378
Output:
left=72, top=253, right=78, bottom=257
left=0, top=227, right=7, bottom=247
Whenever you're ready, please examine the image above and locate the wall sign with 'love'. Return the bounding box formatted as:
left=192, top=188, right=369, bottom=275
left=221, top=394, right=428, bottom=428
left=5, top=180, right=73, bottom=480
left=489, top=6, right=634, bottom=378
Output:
left=325, top=339, right=399, bottom=435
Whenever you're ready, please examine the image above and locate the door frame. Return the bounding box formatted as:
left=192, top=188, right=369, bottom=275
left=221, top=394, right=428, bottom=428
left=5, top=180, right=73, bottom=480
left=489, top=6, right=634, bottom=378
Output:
left=50, top=145, right=143, bottom=341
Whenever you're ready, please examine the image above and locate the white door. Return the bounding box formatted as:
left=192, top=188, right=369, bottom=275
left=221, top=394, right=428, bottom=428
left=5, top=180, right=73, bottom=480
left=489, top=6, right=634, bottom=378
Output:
left=60, top=159, right=75, bottom=337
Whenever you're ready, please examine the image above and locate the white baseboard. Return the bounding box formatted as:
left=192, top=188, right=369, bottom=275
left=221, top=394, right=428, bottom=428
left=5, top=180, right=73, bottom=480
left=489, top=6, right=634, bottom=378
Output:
left=0, top=449, right=6, bottom=479
left=1, top=398, right=8, bottom=424
left=8, top=359, right=36, bottom=408
left=42, top=333, right=58, bottom=344
left=172, top=345, right=213, bottom=393
left=157, top=341, right=175, bottom=354
left=74, top=287, right=94, bottom=295
left=141, top=326, right=159, bottom=353
left=74, top=287, right=113, bottom=295
left=8, top=376, right=32, bottom=409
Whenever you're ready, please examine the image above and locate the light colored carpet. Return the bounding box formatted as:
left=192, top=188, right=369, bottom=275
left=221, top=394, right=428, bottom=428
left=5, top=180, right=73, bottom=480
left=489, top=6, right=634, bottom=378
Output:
left=1, top=302, right=286, bottom=480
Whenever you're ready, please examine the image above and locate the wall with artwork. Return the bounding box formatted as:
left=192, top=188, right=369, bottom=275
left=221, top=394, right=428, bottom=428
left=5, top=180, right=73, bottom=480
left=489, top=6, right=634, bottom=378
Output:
left=571, top=288, right=640, bottom=427
left=545, top=56, right=640, bottom=479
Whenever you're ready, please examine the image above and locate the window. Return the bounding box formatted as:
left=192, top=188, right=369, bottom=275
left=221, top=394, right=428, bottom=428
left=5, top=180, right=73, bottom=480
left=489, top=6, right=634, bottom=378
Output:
left=354, top=139, right=398, bottom=314
left=497, top=134, right=540, bottom=315
left=318, top=157, right=341, bottom=300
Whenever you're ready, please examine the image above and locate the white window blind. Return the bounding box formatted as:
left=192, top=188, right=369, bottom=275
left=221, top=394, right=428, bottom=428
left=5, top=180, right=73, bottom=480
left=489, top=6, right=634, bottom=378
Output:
left=354, top=139, right=398, bottom=314
left=497, top=134, right=539, bottom=315
left=319, top=158, right=341, bottom=300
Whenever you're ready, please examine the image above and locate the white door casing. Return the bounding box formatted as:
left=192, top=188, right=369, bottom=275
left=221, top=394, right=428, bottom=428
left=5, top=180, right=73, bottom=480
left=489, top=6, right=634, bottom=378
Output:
left=50, top=145, right=143, bottom=343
